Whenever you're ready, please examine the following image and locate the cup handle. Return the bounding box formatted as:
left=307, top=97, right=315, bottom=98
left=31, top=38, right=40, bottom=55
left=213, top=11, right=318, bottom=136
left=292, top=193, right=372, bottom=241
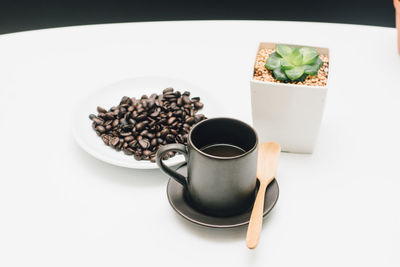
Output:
left=156, top=144, right=188, bottom=186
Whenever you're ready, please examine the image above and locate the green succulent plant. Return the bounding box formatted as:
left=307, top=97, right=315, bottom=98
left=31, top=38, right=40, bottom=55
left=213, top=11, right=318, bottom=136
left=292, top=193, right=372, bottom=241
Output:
left=265, top=44, right=323, bottom=82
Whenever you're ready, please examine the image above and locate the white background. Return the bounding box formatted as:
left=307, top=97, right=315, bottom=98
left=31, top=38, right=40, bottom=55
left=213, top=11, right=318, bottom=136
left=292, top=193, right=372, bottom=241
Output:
left=0, top=21, right=399, bottom=266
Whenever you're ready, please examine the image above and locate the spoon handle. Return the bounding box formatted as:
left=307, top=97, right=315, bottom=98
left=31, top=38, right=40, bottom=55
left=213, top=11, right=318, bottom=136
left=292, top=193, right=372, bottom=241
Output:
left=246, top=142, right=281, bottom=249
left=246, top=182, right=267, bottom=249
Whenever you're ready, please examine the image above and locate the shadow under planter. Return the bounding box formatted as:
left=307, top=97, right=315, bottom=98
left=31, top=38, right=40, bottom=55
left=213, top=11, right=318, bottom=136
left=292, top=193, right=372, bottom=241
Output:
left=250, top=42, right=330, bottom=153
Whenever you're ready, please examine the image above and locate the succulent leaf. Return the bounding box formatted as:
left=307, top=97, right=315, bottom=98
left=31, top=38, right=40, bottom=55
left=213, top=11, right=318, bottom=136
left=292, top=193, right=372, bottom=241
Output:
left=280, top=58, right=294, bottom=70
left=265, top=52, right=282, bottom=70
left=276, top=45, right=293, bottom=59
left=303, top=57, right=323, bottom=75
left=288, top=47, right=303, bottom=66
left=273, top=68, right=288, bottom=81
left=285, top=66, right=305, bottom=81
left=300, top=47, right=319, bottom=65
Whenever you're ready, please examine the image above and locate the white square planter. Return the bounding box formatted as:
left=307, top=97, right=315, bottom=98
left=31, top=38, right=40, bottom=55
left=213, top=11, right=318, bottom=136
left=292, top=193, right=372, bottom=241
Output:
left=250, top=42, right=330, bottom=153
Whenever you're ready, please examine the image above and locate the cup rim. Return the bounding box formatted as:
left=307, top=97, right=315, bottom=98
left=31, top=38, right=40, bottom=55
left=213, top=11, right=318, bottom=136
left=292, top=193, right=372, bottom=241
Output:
left=188, top=117, right=258, bottom=160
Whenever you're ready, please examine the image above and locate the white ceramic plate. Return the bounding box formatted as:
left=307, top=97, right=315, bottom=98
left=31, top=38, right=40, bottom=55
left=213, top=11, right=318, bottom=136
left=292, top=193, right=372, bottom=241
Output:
left=72, top=76, right=221, bottom=169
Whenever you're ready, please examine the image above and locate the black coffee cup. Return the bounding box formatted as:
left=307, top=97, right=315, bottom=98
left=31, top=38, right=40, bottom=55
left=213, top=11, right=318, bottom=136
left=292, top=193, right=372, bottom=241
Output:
left=156, top=117, right=258, bottom=217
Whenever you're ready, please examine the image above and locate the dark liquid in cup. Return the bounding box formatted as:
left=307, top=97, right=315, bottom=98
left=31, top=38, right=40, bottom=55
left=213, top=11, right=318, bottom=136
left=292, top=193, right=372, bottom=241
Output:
left=201, top=144, right=245, bottom=157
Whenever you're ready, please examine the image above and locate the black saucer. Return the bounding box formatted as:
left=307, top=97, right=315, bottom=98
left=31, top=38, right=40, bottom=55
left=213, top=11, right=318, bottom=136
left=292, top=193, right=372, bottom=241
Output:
left=166, top=164, right=279, bottom=228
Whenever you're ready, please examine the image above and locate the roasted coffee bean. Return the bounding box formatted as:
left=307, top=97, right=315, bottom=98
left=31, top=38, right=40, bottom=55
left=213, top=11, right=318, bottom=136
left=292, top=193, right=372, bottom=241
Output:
left=97, top=106, right=107, bottom=113
left=120, top=118, right=128, bottom=126
left=182, top=96, right=191, bottom=104
left=96, top=125, right=106, bottom=133
left=194, top=102, right=203, bottom=109
left=150, top=111, right=159, bottom=117
left=134, top=153, right=142, bottom=161
left=123, top=148, right=133, bottom=155
left=166, top=134, right=175, bottom=143
left=171, top=121, right=178, bottom=128
left=110, top=137, right=119, bottom=147
left=147, top=100, right=155, bottom=109
left=151, top=138, right=158, bottom=147
left=150, top=156, right=156, bottom=163
left=147, top=133, right=155, bottom=139
left=105, top=125, right=112, bottom=131
left=198, top=114, right=206, bottom=122
left=105, top=112, right=114, bottom=120
left=140, top=130, right=149, bottom=137
left=119, top=132, right=132, bottom=137
left=163, top=87, right=174, bottom=94
left=167, top=117, right=176, bottom=125
left=129, top=140, right=138, bottom=147
left=120, top=96, right=130, bottom=104
left=136, top=114, right=147, bottom=121
left=185, top=117, right=195, bottom=124
left=124, top=136, right=134, bottom=142
left=160, top=128, right=169, bottom=137
left=143, top=150, right=152, bottom=157
left=139, top=139, right=150, bottom=149
left=163, top=93, right=176, bottom=100
left=102, top=137, right=110, bottom=146
left=92, top=117, right=104, bottom=125
left=116, top=142, right=123, bottom=151
left=170, top=129, right=178, bottom=135
left=175, top=110, right=183, bottom=117
left=128, top=118, right=135, bottom=125
left=136, top=122, right=145, bottom=131
left=122, top=124, right=134, bottom=132
left=89, top=114, right=96, bottom=120
left=136, top=103, right=143, bottom=110
left=176, top=135, right=184, bottom=143
left=111, top=119, right=119, bottom=127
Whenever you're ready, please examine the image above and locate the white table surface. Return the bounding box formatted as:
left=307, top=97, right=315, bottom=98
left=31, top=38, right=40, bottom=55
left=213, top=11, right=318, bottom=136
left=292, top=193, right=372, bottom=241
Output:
left=0, top=21, right=399, bottom=267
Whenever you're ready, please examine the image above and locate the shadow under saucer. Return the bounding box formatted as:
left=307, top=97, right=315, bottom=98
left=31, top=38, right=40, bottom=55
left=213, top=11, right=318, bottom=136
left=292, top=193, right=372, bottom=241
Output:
left=166, top=164, right=279, bottom=228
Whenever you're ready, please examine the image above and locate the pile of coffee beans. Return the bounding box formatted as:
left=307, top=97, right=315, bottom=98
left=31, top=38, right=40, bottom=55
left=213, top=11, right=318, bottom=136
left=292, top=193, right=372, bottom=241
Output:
left=89, top=88, right=206, bottom=162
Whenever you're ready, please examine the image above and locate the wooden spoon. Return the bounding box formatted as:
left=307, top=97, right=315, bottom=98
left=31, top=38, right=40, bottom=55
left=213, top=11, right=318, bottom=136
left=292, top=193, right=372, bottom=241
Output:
left=246, top=142, right=281, bottom=249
